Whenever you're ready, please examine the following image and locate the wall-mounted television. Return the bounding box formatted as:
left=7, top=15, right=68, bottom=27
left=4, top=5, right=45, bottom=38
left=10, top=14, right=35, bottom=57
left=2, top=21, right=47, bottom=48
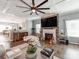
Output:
left=41, top=16, right=57, bottom=27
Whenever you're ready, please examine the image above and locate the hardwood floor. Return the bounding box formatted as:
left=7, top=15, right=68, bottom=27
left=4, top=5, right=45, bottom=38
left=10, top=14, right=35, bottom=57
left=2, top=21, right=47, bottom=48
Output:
left=0, top=34, right=79, bottom=59
left=53, top=44, right=79, bottom=59
left=41, top=40, right=79, bottom=59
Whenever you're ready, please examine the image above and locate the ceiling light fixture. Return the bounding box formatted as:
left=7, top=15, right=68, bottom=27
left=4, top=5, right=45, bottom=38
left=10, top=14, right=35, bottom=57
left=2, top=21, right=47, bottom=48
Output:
left=16, top=0, right=65, bottom=15
left=32, top=9, right=36, bottom=13
left=16, top=0, right=50, bottom=15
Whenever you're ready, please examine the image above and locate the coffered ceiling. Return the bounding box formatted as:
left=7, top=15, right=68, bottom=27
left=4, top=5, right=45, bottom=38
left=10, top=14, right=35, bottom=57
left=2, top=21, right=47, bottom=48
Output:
left=0, top=0, right=79, bottom=23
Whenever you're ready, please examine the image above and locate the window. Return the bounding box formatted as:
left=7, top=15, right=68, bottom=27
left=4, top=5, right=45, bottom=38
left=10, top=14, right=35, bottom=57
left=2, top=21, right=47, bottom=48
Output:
left=36, top=24, right=41, bottom=33
left=0, top=25, right=12, bottom=32
left=66, top=19, right=79, bottom=37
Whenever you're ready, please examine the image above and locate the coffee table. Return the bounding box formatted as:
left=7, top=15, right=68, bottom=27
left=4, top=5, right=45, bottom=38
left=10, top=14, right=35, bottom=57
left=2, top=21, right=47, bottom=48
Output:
left=15, top=47, right=60, bottom=59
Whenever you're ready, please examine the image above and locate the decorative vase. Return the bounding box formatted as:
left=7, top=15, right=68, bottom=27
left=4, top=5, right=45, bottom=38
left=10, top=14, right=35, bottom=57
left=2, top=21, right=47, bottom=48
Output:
left=26, top=45, right=37, bottom=59
left=26, top=51, right=37, bottom=59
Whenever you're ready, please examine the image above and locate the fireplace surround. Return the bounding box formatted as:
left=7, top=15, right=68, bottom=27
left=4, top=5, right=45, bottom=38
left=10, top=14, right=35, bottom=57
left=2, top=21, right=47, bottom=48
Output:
left=42, top=27, right=57, bottom=44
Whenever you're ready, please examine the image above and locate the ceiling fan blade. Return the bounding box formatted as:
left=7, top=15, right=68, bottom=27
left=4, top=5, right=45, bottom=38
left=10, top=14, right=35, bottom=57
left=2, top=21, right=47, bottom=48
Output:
left=37, top=8, right=50, bottom=10
left=30, top=12, right=33, bottom=15
left=36, top=0, right=48, bottom=7
left=35, top=12, right=38, bottom=15
left=20, top=0, right=31, bottom=7
left=55, top=0, right=65, bottom=5
left=37, top=10, right=45, bottom=14
left=32, top=0, right=35, bottom=6
left=16, top=6, right=30, bottom=9
left=23, top=10, right=31, bottom=12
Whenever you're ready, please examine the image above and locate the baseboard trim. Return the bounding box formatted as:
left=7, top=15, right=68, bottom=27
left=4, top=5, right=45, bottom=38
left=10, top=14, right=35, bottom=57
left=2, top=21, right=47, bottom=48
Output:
left=69, top=42, right=79, bottom=45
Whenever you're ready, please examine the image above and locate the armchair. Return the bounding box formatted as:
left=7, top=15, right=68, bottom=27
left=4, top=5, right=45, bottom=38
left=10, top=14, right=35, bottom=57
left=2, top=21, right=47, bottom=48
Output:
left=0, top=45, right=6, bottom=59
left=0, top=45, right=22, bottom=59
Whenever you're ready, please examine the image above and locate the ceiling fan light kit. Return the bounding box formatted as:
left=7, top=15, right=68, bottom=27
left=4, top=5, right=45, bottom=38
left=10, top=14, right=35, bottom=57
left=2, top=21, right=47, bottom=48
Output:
left=32, top=9, right=36, bottom=13
left=17, top=0, right=50, bottom=15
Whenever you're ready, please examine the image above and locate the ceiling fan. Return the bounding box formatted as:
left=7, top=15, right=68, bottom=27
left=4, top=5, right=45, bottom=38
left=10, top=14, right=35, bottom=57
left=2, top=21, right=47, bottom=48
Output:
left=16, top=0, right=50, bottom=15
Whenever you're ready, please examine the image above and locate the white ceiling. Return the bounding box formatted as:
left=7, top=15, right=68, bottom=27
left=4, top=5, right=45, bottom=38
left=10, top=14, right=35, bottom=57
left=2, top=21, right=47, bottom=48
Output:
left=52, top=0, right=79, bottom=13
left=0, top=0, right=79, bottom=23
left=0, top=12, right=25, bottom=23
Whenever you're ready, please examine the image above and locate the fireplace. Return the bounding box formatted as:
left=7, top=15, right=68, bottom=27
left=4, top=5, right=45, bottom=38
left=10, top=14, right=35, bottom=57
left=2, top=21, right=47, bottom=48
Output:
left=45, top=33, right=53, bottom=44
left=42, top=28, right=57, bottom=44
left=45, top=33, right=53, bottom=40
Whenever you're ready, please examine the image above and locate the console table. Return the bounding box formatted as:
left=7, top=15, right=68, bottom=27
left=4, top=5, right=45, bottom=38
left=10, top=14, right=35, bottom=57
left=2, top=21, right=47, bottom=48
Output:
left=11, top=32, right=28, bottom=47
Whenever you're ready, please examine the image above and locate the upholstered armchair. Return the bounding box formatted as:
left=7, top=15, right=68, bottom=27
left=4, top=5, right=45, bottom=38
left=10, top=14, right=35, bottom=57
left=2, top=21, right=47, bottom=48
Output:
left=0, top=45, right=6, bottom=59
left=0, top=45, right=22, bottom=59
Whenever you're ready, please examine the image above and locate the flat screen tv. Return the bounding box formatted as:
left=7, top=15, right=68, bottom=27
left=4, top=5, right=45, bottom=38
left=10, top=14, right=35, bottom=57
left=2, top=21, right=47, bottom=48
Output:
left=41, top=16, right=57, bottom=27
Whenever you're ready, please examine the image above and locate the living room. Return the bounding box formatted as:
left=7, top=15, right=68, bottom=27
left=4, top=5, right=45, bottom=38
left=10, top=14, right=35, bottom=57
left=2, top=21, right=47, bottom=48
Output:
left=0, top=0, right=79, bottom=59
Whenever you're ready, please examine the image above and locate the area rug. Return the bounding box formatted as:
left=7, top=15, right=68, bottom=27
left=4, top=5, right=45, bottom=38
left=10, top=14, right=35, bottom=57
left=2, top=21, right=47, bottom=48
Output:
left=13, top=43, right=61, bottom=59
left=54, top=56, right=61, bottom=59
left=15, top=55, right=60, bottom=59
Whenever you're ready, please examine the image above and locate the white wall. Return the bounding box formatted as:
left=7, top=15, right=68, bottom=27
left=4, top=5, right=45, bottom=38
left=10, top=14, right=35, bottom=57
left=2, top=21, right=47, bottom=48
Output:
left=0, top=35, right=10, bottom=50
left=25, top=20, right=32, bottom=35
left=18, top=22, right=27, bottom=31
left=0, top=22, right=19, bottom=31
left=16, top=19, right=33, bottom=35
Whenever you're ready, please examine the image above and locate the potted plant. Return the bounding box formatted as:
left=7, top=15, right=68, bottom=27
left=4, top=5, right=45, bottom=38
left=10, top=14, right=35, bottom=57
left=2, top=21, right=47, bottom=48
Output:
left=26, top=45, right=37, bottom=58
left=24, top=36, right=41, bottom=58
